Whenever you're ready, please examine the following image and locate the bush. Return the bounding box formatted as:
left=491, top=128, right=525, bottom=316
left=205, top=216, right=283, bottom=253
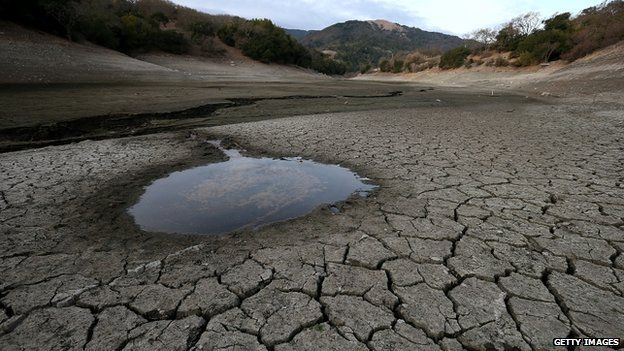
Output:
left=513, top=51, right=537, bottom=67
left=494, top=57, right=509, bottom=67
left=563, top=0, right=624, bottom=61
left=154, top=30, right=189, bottom=54
left=118, top=14, right=155, bottom=52
left=187, top=21, right=215, bottom=43
left=439, top=47, right=471, bottom=69
left=516, top=25, right=573, bottom=62
left=379, top=60, right=391, bottom=72
left=496, top=25, right=524, bottom=52
left=218, top=19, right=311, bottom=65
left=76, top=15, right=120, bottom=49
left=392, top=60, right=404, bottom=73
left=405, top=52, right=426, bottom=66
left=310, top=53, right=347, bottom=75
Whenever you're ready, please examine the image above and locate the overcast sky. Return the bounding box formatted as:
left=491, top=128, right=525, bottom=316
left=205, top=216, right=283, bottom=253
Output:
left=171, top=0, right=601, bottom=35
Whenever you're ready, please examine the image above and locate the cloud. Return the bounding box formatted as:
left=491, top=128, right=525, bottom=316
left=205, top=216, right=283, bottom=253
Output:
left=173, top=0, right=601, bottom=35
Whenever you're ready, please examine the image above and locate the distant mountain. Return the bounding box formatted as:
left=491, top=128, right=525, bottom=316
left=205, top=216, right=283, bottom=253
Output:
left=300, top=19, right=467, bottom=70
left=285, top=29, right=317, bottom=40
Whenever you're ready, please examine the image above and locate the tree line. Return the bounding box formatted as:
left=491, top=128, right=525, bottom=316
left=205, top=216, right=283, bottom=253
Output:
left=371, top=0, right=624, bottom=72
left=455, top=0, right=624, bottom=68
left=0, top=0, right=346, bottom=75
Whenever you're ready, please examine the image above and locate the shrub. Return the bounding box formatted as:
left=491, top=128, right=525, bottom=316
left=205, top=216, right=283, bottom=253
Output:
left=513, top=51, right=537, bottom=66
left=494, top=57, right=509, bottom=67
left=439, top=47, right=471, bottom=69
left=187, top=21, right=215, bottom=43
left=379, top=60, right=391, bottom=72
left=310, top=55, right=347, bottom=75
left=392, top=60, right=404, bottom=73
left=496, top=25, right=524, bottom=52
left=563, top=0, right=624, bottom=61
left=76, top=15, right=120, bottom=49
left=154, top=30, right=189, bottom=54
left=516, top=26, right=573, bottom=62
left=118, top=14, right=155, bottom=52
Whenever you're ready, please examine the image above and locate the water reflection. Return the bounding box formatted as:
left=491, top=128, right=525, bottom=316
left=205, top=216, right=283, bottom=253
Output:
left=129, top=142, right=376, bottom=235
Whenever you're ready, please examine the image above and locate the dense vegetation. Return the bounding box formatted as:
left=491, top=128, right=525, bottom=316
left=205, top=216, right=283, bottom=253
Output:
left=439, top=47, right=471, bottom=69
left=0, top=0, right=346, bottom=75
left=300, top=20, right=466, bottom=72
left=439, top=0, right=624, bottom=69
left=0, top=0, right=201, bottom=54
left=217, top=19, right=346, bottom=74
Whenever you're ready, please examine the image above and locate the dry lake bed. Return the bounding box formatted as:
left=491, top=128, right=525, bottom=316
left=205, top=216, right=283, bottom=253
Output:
left=1, top=82, right=623, bottom=351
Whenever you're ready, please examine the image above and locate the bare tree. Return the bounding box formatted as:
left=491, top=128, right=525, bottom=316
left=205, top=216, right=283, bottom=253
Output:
left=469, top=28, right=498, bottom=46
left=510, top=12, right=542, bottom=36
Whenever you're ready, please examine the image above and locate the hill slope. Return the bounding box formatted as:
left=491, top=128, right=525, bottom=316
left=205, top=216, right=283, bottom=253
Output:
left=285, top=29, right=317, bottom=40
left=0, top=21, right=324, bottom=84
left=301, top=20, right=466, bottom=70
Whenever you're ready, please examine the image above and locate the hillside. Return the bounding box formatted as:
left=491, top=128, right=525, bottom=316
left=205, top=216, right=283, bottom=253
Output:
left=0, top=0, right=347, bottom=75
left=0, top=21, right=323, bottom=84
left=300, top=19, right=466, bottom=71
left=355, top=41, right=624, bottom=103
left=285, top=29, right=317, bottom=40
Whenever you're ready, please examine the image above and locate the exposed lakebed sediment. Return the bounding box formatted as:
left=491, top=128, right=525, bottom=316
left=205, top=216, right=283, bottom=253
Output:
left=1, top=93, right=623, bottom=351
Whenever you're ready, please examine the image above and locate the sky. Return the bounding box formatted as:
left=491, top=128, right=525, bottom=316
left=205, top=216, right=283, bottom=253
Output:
left=171, top=0, right=602, bottom=35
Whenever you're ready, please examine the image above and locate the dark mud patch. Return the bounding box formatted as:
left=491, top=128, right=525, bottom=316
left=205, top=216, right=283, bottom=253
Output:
left=128, top=141, right=376, bottom=235
left=0, top=91, right=402, bottom=153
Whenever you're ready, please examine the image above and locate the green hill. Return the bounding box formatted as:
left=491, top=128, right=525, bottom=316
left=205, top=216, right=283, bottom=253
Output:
left=300, top=20, right=467, bottom=71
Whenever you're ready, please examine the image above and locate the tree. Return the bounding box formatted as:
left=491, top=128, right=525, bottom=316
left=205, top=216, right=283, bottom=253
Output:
left=187, top=21, right=215, bottom=43
left=543, top=12, right=573, bottom=31
left=510, top=12, right=542, bottom=36
left=470, top=28, right=497, bottom=47
left=40, top=0, right=80, bottom=39
left=496, top=24, right=523, bottom=51
left=150, top=12, right=169, bottom=26
left=515, top=12, right=574, bottom=63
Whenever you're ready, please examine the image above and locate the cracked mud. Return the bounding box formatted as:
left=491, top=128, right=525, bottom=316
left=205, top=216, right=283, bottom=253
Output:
left=1, top=90, right=623, bottom=350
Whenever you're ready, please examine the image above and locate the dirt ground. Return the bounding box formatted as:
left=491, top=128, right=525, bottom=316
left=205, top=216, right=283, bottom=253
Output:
left=1, top=22, right=624, bottom=351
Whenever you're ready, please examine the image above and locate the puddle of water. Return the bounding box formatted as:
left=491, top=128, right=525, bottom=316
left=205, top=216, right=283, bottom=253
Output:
left=128, top=141, right=376, bottom=235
